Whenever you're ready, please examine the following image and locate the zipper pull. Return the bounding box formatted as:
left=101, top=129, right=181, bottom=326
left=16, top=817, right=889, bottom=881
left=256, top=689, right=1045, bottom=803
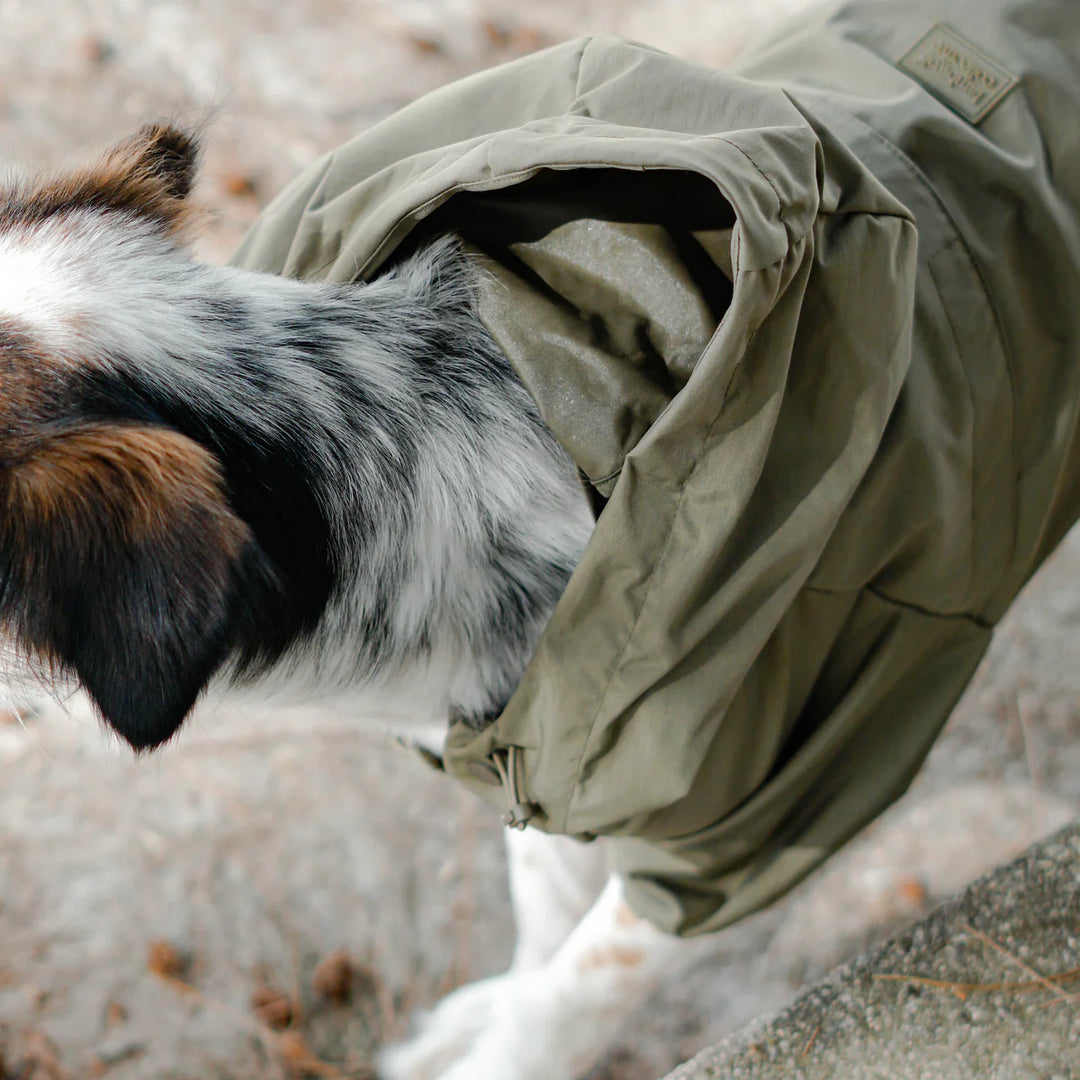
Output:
left=489, top=746, right=535, bottom=830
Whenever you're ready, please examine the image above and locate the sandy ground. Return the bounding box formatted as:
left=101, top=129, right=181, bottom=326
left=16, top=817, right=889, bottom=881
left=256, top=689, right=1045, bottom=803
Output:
left=0, top=2, right=1077, bottom=1078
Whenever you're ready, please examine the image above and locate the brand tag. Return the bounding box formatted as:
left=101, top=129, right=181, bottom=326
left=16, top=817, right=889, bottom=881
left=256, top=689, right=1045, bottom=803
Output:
left=898, top=24, right=1018, bottom=124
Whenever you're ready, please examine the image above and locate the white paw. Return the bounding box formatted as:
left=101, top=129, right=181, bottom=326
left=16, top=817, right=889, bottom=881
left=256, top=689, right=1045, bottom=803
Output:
left=376, top=971, right=515, bottom=1080
left=376, top=968, right=591, bottom=1080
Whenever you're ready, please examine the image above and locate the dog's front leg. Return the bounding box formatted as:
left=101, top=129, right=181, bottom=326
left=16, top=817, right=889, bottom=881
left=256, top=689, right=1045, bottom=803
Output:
left=505, top=827, right=610, bottom=971
left=378, top=827, right=606, bottom=1079
left=379, top=871, right=714, bottom=1080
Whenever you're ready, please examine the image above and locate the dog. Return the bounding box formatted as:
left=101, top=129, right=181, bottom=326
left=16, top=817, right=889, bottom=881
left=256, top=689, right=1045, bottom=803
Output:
left=0, top=123, right=712, bottom=1080
left=4, top=2, right=1079, bottom=1073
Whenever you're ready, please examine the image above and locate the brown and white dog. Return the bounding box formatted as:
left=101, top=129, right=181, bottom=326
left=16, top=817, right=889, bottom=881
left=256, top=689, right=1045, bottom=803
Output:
left=0, top=125, right=710, bottom=1080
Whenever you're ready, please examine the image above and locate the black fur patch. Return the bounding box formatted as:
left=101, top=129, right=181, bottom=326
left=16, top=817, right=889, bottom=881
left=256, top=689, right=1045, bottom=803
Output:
left=0, top=421, right=278, bottom=749
left=74, top=354, right=338, bottom=677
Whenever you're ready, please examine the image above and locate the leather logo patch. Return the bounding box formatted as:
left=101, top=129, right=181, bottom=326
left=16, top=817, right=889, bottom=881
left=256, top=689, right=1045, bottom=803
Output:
left=898, top=24, right=1018, bottom=124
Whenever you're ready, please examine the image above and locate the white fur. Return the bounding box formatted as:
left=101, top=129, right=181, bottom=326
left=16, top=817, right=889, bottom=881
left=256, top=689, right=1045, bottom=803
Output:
left=379, top=855, right=714, bottom=1080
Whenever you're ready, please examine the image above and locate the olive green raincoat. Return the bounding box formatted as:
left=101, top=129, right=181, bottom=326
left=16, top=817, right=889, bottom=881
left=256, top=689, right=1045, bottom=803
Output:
left=232, top=0, right=1080, bottom=935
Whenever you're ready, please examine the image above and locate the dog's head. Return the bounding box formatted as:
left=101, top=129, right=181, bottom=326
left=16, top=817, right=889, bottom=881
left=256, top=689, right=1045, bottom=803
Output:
left=0, top=126, right=322, bottom=750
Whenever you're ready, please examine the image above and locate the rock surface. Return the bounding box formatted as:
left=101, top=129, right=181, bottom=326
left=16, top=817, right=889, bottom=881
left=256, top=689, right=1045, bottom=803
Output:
left=666, top=823, right=1080, bottom=1080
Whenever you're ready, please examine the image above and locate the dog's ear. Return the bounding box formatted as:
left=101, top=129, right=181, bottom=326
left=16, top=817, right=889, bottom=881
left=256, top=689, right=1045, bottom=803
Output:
left=0, top=423, right=261, bottom=749
left=2, top=123, right=201, bottom=237
left=102, top=123, right=200, bottom=203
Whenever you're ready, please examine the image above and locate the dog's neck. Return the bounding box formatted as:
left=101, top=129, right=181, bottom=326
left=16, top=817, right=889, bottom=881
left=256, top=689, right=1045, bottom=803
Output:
left=0, top=209, right=592, bottom=744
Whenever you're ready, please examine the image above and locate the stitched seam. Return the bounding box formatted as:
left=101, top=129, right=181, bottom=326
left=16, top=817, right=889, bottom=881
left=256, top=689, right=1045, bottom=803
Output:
left=717, top=137, right=784, bottom=221
left=811, top=97, right=1019, bottom=557
left=866, top=584, right=992, bottom=631
left=927, top=243, right=979, bottom=604
left=802, top=581, right=992, bottom=631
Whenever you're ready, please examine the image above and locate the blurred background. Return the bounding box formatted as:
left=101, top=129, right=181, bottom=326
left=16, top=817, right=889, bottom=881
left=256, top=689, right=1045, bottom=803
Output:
left=0, top=2, right=1078, bottom=1078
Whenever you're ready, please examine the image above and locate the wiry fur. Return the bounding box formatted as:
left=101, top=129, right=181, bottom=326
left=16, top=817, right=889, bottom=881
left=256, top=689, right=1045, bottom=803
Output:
left=0, top=125, right=594, bottom=749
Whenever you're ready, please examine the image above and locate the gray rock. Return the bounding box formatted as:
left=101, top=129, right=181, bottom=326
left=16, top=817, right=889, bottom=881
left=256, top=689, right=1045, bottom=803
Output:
left=665, top=823, right=1080, bottom=1080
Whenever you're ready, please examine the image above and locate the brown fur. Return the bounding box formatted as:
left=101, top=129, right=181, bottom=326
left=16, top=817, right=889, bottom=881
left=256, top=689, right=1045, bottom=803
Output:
left=576, top=945, right=645, bottom=973
left=1, top=424, right=248, bottom=551
left=0, top=124, right=202, bottom=238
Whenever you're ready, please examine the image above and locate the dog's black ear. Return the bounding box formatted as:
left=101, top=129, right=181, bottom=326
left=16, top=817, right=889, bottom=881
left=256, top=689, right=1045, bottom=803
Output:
left=0, top=423, right=261, bottom=750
